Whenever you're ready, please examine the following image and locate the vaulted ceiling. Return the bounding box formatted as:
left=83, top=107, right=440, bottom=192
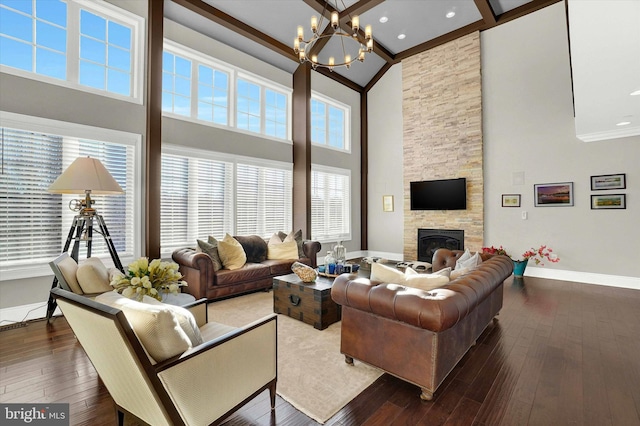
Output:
left=165, top=0, right=561, bottom=92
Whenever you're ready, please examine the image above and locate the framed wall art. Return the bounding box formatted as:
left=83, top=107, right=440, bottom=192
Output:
left=502, top=194, right=521, bottom=207
left=591, top=173, right=626, bottom=191
left=591, top=194, right=626, bottom=210
left=534, top=182, right=574, bottom=207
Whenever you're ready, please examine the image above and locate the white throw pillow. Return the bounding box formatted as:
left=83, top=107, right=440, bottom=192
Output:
left=267, top=240, right=299, bottom=260
left=451, top=267, right=471, bottom=280
left=370, top=262, right=405, bottom=284
left=456, top=251, right=482, bottom=270
left=95, top=292, right=192, bottom=363
left=142, top=296, right=203, bottom=346
left=217, top=233, right=247, bottom=270
left=432, top=267, right=452, bottom=278
left=76, top=257, right=112, bottom=294
left=57, top=255, right=83, bottom=294
left=404, top=273, right=450, bottom=291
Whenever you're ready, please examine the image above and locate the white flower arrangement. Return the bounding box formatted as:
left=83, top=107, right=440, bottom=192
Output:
left=110, top=257, right=187, bottom=301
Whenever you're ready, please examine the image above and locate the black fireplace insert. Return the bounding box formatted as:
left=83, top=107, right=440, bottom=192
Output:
left=417, top=229, right=464, bottom=263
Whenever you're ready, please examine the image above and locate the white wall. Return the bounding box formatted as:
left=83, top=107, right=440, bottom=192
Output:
left=366, top=3, right=640, bottom=286
left=482, top=2, right=640, bottom=282
left=367, top=64, right=404, bottom=254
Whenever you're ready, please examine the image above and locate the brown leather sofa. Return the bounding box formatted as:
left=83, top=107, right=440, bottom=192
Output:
left=173, top=237, right=321, bottom=302
left=331, top=249, right=513, bottom=401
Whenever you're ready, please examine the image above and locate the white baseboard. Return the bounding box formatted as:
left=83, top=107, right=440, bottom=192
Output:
left=523, top=267, right=640, bottom=290
left=0, top=302, right=60, bottom=326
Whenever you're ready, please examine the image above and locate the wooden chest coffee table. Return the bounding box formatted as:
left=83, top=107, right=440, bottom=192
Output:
left=273, top=273, right=341, bottom=330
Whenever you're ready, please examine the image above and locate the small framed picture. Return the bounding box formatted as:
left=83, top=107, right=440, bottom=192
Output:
left=502, top=194, right=521, bottom=207
left=591, top=173, right=626, bottom=191
left=382, top=195, right=394, bottom=212
left=534, top=182, right=574, bottom=207
left=591, top=194, right=626, bottom=209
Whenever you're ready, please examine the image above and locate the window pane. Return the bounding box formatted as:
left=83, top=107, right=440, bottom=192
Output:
left=198, top=64, right=212, bottom=84
left=213, top=106, right=227, bottom=125
left=107, top=68, right=130, bottom=96
left=198, top=102, right=213, bottom=122
left=162, top=71, right=173, bottom=92
left=163, top=51, right=173, bottom=72
left=0, top=8, right=32, bottom=41
left=0, top=36, right=32, bottom=71
left=175, top=56, right=190, bottom=77
left=80, top=10, right=105, bottom=40
left=108, top=20, right=130, bottom=49
left=1, top=0, right=32, bottom=15
left=35, top=47, right=65, bottom=79
left=108, top=45, right=130, bottom=71
left=36, top=20, right=66, bottom=52
left=35, top=0, right=66, bottom=27
left=79, top=60, right=105, bottom=89
left=173, top=95, right=190, bottom=116
left=80, top=36, right=106, bottom=64
left=175, top=76, right=190, bottom=97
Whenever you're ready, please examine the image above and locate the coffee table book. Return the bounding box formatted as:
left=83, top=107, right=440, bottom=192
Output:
left=273, top=273, right=341, bottom=330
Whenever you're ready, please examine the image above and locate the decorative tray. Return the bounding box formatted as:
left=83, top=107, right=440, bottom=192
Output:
left=317, top=271, right=340, bottom=278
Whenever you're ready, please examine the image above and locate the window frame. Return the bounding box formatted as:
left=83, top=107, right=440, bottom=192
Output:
left=0, top=0, right=144, bottom=104
left=160, top=144, right=293, bottom=257
left=310, top=164, right=352, bottom=243
left=161, top=40, right=292, bottom=143
left=310, top=91, right=351, bottom=152
left=0, top=111, right=143, bottom=281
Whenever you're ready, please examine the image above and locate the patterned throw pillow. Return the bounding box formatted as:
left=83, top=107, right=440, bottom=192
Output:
left=279, top=229, right=304, bottom=258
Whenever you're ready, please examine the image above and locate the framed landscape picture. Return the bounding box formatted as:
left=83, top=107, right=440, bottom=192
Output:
left=591, top=194, right=626, bottom=210
left=534, top=182, right=574, bottom=207
left=591, top=173, right=626, bottom=190
left=502, top=194, right=521, bottom=207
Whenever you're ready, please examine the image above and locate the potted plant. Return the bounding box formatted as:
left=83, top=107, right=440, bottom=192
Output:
left=482, top=245, right=560, bottom=277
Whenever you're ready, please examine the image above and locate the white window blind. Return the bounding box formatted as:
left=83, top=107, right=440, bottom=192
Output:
left=236, top=161, right=292, bottom=238
left=160, top=152, right=234, bottom=254
left=311, top=165, right=351, bottom=242
left=0, top=126, right=135, bottom=272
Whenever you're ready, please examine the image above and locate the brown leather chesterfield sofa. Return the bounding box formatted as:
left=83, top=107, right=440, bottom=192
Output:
left=331, top=248, right=513, bottom=401
left=173, top=237, right=321, bottom=302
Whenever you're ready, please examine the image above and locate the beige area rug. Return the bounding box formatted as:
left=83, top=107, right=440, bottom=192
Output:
left=207, top=291, right=383, bottom=424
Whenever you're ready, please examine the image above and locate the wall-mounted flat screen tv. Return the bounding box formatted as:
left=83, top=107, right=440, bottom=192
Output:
left=410, top=178, right=467, bottom=210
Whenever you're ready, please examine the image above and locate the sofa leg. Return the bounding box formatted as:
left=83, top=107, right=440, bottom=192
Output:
left=345, top=355, right=354, bottom=365
left=419, top=389, right=434, bottom=401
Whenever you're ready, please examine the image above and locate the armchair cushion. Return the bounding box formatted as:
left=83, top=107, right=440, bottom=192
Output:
left=57, top=255, right=83, bottom=294
left=142, top=296, right=204, bottom=347
left=96, top=292, right=192, bottom=363
left=76, top=257, right=112, bottom=294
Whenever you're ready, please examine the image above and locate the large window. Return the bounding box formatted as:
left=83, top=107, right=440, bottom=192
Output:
left=0, top=0, right=143, bottom=102
left=0, top=112, right=140, bottom=280
left=161, top=41, right=291, bottom=142
left=311, top=93, right=350, bottom=151
left=160, top=146, right=292, bottom=255
left=311, top=165, right=351, bottom=242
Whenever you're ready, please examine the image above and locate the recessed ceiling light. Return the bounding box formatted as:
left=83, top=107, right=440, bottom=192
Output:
left=379, top=16, right=388, bottom=23
left=631, top=90, right=640, bottom=96
left=397, top=33, right=406, bottom=40
left=446, top=11, right=456, bottom=18
left=616, top=121, right=631, bottom=126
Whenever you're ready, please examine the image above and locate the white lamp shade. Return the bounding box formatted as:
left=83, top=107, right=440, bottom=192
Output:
left=48, top=157, right=124, bottom=195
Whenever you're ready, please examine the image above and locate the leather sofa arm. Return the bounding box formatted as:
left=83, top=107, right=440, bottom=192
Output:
left=302, top=240, right=322, bottom=268
left=172, top=248, right=213, bottom=300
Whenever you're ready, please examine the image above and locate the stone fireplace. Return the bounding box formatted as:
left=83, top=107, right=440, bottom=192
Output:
left=417, top=229, right=464, bottom=263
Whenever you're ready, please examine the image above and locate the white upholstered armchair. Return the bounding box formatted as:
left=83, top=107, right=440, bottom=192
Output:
left=50, top=287, right=277, bottom=426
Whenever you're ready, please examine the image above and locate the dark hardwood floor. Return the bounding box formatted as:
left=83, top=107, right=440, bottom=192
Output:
left=1, top=276, right=639, bottom=425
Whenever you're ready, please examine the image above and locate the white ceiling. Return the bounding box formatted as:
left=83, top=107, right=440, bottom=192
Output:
left=568, top=0, right=640, bottom=142
left=165, top=0, right=640, bottom=141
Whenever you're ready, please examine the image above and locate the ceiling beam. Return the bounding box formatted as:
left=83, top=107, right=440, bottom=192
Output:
left=496, top=0, right=563, bottom=25
left=314, top=67, right=364, bottom=93
left=171, top=0, right=298, bottom=62
left=395, top=20, right=485, bottom=62
left=343, top=0, right=386, bottom=18
left=473, top=0, right=497, bottom=26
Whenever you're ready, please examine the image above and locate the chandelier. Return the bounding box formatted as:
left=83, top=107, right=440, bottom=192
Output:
left=293, top=0, right=373, bottom=71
